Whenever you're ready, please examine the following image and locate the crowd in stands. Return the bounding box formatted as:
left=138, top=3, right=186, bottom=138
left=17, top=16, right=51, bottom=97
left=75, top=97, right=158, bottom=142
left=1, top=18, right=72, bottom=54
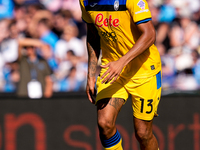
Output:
left=148, top=0, right=200, bottom=94
left=0, top=0, right=199, bottom=98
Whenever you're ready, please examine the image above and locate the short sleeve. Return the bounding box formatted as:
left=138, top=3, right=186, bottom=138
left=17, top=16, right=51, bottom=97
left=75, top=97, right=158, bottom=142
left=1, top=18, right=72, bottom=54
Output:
left=126, top=0, right=152, bottom=25
left=79, top=0, right=93, bottom=23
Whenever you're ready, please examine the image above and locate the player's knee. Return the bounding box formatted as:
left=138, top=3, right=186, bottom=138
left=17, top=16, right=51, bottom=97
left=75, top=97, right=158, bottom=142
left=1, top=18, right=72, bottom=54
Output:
left=135, top=129, right=153, bottom=143
left=98, top=118, right=115, bottom=135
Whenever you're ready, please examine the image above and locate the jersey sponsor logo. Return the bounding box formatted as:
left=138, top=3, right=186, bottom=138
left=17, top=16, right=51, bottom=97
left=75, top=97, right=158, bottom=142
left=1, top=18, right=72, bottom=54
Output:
left=101, top=31, right=118, bottom=42
left=137, top=0, right=145, bottom=9
left=95, top=13, right=119, bottom=27
left=114, top=0, right=119, bottom=11
left=135, top=9, right=149, bottom=14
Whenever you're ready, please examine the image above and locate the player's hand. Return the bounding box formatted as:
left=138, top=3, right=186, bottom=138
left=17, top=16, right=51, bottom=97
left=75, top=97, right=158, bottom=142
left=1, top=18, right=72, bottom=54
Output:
left=86, top=76, right=96, bottom=104
left=100, top=60, right=124, bottom=84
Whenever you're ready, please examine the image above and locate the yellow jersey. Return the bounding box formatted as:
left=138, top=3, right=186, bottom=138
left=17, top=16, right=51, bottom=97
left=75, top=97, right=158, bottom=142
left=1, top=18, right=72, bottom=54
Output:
left=80, top=0, right=161, bottom=79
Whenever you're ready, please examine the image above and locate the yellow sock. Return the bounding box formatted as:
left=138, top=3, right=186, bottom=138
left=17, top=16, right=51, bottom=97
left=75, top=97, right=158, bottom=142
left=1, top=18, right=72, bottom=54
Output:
left=101, top=130, right=123, bottom=150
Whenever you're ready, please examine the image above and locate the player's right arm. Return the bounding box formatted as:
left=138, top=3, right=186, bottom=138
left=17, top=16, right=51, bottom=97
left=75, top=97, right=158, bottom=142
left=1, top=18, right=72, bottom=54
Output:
left=86, top=23, right=100, bottom=104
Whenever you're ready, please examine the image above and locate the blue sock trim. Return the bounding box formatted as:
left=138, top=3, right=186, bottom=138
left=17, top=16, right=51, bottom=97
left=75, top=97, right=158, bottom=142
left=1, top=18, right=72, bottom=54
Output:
left=101, top=130, right=121, bottom=148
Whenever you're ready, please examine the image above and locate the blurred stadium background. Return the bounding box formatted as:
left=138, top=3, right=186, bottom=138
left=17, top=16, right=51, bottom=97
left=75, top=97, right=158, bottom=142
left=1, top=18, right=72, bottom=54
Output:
left=0, top=0, right=199, bottom=150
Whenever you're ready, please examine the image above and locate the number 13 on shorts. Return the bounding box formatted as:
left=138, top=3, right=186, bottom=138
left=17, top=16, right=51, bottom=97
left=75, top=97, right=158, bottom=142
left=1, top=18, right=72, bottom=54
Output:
left=140, top=98, right=153, bottom=114
left=133, top=94, right=161, bottom=121
left=132, top=71, right=161, bottom=121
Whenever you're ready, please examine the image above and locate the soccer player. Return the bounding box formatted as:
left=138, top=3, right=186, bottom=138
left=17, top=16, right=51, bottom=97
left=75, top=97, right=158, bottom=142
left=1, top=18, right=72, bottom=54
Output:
left=80, top=0, right=162, bottom=149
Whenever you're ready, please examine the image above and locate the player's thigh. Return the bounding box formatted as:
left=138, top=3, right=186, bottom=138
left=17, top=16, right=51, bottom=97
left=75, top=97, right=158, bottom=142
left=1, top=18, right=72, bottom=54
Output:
left=129, top=71, right=162, bottom=121
left=97, top=98, right=125, bottom=127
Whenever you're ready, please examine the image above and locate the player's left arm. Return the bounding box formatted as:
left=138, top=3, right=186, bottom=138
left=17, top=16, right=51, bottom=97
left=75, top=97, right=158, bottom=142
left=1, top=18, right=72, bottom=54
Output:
left=101, top=20, right=156, bottom=84
left=120, top=20, right=156, bottom=65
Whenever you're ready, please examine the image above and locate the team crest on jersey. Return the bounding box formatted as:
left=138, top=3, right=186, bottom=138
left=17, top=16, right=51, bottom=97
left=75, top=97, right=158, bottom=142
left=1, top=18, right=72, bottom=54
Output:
left=137, top=0, right=145, bottom=9
left=114, top=0, right=119, bottom=11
